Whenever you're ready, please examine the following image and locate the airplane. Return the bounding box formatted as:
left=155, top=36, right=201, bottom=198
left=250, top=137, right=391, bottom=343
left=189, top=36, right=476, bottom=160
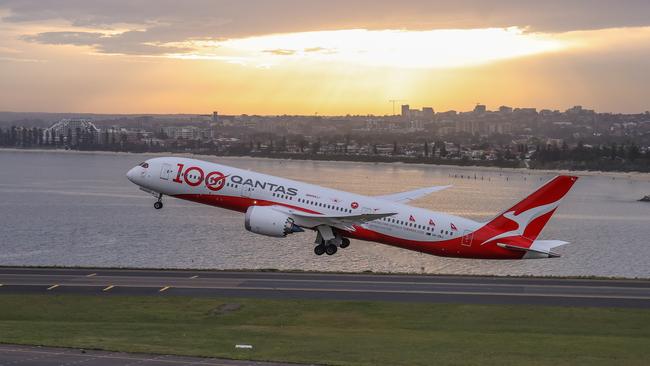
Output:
left=127, top=157, right=578, bottom=259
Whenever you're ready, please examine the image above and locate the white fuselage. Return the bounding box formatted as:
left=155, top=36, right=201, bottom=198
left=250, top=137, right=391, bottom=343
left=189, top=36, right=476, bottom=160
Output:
left=127, top=157, right=577, bottom=259
left=129, top=157, right=480, bottom=243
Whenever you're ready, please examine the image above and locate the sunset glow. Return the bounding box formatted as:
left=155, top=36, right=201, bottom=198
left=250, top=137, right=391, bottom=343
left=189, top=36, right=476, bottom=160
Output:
left=172, top=27, right=567, bottom=69
left=1, top=1, right=650, bottom=114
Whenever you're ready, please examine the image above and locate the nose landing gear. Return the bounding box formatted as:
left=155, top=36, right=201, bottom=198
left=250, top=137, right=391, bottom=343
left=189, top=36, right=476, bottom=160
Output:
left=154, top=193, right=163, bottom=209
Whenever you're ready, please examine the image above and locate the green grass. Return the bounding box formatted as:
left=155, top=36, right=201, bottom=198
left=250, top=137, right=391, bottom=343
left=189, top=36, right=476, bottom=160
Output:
left=0, top=295, right=648, bottom=365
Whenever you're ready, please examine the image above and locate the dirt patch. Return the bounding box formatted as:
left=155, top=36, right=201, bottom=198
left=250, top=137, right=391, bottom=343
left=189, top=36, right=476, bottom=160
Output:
left=208, top=303, right=242, bottom=316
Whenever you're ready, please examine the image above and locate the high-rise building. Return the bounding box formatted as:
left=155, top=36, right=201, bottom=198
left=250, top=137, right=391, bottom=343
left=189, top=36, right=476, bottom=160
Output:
left=212, top=111, right=219, bottom=123
left=473, top=104, right=487, bottom=114
left=422, top=107, right=434, bottom=119
left=401, top=104, right=410, bottom=118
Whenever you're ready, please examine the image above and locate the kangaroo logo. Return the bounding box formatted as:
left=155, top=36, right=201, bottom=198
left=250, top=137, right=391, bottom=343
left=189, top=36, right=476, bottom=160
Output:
left=480, top=201, right=561, bottom=245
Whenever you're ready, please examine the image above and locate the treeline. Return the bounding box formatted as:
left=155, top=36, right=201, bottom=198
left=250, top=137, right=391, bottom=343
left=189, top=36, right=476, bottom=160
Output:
left=0, top=126, right=167, bottom=153
left=0, top=126, right=46, bottom=147
left=530, top=142, right=649, bottom=172
left=239, top=151, right=522, bottom=168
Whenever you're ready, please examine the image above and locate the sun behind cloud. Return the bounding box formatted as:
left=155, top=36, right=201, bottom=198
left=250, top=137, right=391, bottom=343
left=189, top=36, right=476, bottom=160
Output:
left=169, top=27, right=568, bottom=69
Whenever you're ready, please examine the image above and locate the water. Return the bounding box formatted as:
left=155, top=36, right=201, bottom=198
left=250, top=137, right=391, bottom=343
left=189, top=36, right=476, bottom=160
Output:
left=1, top=150, right=649, bottom=278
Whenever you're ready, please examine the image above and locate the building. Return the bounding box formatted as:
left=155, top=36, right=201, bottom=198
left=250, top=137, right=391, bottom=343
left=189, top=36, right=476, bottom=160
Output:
left=45, top=119, right=99, bottom=145
left=473, top=104, right=487, bottom=114
left=401, top=104, right=410, bottom=118
left=162, top=126, right=201, bottom=140
left=422, top=107, right=435, bottom=119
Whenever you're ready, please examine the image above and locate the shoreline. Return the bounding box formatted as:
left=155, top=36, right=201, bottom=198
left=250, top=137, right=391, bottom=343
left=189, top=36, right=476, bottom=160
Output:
left=2, top=147, right=650, bottom=180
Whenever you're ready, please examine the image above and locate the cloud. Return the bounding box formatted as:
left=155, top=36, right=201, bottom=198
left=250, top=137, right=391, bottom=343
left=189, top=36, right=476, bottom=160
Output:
left=304, top=47, right=335, bottom=54
left=0, top=55, right=44, bottom=62
left=22, top=31, right=104, bottom=46
left=3, top=0, right=650, bottom=34
left=22, top=30, right=193, bottom=55
left=263, top=49, right=296, bottom=56
left=5, top=0, right=650, bottom=57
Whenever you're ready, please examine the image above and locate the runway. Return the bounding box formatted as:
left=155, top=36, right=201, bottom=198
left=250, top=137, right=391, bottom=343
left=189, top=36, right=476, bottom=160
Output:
left=0, top=344, right=303, bottom=366
left=0, top=267, right=649, bottom=308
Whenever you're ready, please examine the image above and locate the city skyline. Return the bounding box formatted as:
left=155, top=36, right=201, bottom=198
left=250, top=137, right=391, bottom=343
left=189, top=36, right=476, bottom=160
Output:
left=1, top=0, right=650, bottom=114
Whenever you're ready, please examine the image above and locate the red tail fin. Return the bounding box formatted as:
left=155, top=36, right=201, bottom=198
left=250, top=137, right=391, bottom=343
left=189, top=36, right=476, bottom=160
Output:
left=486, top=175, right=578, bottom=242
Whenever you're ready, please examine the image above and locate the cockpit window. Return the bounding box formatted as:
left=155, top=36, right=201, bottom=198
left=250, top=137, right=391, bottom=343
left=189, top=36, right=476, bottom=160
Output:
left=138, top=162, right=149, bottom=168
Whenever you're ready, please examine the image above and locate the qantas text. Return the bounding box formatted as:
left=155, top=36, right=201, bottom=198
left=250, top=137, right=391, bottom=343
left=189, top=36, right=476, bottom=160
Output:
left=172, top=163, right=298, bottom=195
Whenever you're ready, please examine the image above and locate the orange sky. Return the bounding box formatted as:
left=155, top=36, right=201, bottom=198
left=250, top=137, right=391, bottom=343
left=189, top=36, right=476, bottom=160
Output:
left=1, top=1, right=649, bottom=114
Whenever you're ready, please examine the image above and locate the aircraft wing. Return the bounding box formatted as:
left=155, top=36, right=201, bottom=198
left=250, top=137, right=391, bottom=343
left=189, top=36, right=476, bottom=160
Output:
left=375, top=185, right=451, bottom=203
left=271, top=206, right=396, bottom=231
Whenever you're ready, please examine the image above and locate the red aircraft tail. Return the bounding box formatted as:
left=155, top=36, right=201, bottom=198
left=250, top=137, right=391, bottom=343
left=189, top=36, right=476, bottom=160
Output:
left=484, top=175, right=578, bottom=242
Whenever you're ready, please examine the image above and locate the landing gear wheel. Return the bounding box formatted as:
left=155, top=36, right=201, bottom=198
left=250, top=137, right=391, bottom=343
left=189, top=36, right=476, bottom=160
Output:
left=154, top=201, right=163, bottom=210
left=340, top=238, right=350, bottom=249
left=314, top=245, right=326, bottom=256
left=325, top=244, right=338, bottom=256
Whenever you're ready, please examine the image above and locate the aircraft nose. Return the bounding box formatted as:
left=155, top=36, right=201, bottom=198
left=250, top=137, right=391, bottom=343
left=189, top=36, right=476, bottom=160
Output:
left=126, top=166, right=139, bottom=183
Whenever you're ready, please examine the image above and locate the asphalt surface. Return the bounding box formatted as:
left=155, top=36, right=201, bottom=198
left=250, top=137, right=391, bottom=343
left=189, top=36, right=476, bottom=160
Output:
left=0, top=267, right=649, bottom=308
left=0, top=344, right=306, bottom=366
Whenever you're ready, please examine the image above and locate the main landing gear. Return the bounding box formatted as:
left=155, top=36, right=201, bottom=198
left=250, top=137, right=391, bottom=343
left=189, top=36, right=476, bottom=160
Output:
left=340, top=238, right=350, bottom=249
left=154, top=193, right=163, bottom=210
left=314, top=243, right=339, bottom=256
left=314, top=238, right=350, bottom=255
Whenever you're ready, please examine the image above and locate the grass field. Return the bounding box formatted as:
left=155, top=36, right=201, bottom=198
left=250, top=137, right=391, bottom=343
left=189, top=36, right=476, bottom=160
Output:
left=0, top=294, right=648, bottom=365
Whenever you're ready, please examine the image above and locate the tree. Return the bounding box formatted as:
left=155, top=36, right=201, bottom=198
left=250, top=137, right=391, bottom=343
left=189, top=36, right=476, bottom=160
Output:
left=440, top=143, right=447, bottom=158
left=21, top=128, right=27, bottom=147
left=627, top=144, right=640, bottom=161
left=10, top=126, right=17, bottom=146
left=280, top=136, right=287, bottom=152
left=66, top=129, right=72, bottom=147
left=311, top=138, right=321, bottom=154
left=298, top=139, right=307, bottom=153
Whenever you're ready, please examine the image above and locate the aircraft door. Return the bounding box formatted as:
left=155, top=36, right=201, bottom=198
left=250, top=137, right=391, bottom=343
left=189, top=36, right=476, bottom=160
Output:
left=160, top=163, right=173, bottom=180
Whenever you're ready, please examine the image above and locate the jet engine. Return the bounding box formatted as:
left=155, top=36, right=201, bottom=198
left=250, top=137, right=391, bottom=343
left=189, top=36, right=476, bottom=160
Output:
left=244, top=206, right=304, bottom=238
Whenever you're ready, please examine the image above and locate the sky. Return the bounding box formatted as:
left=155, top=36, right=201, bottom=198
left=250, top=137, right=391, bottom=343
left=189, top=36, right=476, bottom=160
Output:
left=0, top=0, right=649, bottom=115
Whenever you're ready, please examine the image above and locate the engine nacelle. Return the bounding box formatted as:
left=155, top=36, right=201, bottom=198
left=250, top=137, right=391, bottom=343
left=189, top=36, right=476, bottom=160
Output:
left=244, top=206, right=303, bottom=238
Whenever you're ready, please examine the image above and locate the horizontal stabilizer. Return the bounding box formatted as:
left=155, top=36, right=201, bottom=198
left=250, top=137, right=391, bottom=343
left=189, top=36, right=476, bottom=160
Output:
left=376, top=185, right=452, bottom=203
left=497, top=240, right=569, bottom=259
